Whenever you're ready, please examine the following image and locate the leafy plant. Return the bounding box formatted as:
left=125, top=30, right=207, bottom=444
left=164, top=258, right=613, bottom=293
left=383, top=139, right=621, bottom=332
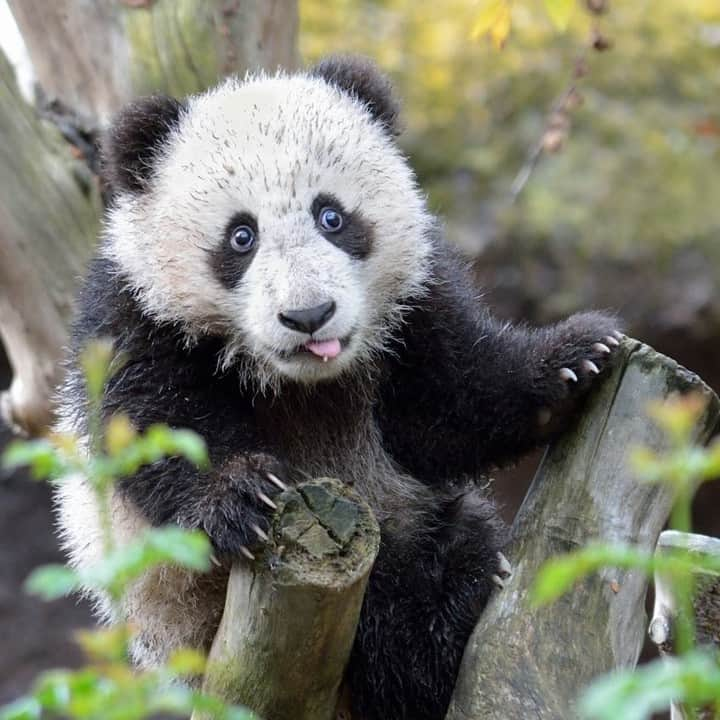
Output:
left=531, top=393, right=720, bottom=720
left=0, top=340, right=254, bottom=720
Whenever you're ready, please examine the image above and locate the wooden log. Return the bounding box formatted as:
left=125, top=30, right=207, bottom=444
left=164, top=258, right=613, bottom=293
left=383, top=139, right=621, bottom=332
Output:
left=446, top=338, right=720, bottom=720
left=649, top=530, right=720, bottom=720
left=0, top=50, right=101, bottom=435
left=8, top=0, right=299, bottom=125
left=194, top=478, right=380, bottom=720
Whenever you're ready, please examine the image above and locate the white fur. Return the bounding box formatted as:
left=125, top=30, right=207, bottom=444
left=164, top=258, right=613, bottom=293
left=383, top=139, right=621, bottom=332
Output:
left=103, top=70, right=434, bottom=388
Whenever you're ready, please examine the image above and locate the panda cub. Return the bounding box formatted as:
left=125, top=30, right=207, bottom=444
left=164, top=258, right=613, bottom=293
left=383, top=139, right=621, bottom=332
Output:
left=56, top=56, right=620, bottom=720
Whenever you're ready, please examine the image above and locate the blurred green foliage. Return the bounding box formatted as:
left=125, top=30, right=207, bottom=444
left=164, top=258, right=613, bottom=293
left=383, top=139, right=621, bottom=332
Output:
left=301, top=0, right=720, bottom=261
left=0, top=340, right=253, bottom=720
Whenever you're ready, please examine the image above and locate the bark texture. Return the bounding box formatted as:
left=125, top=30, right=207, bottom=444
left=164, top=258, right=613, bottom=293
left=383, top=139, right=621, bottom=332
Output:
left=0, top=51, right=101, bottom=434
left=194, top=478, right=380, bottom=720
left=7, top=0, right=299, bottom=124
left=446, top=338, right=720, bottom=720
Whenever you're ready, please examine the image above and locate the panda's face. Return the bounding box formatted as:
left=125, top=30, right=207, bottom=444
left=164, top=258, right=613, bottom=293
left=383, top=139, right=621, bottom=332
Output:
left=103, top=64, right=433, bottom=387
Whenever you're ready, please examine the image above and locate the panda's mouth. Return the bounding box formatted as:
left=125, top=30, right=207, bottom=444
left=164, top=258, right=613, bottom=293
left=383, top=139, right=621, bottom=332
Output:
left=304, top=338, right=342, bottom=360
left=279, top=333, right=353, bottom=363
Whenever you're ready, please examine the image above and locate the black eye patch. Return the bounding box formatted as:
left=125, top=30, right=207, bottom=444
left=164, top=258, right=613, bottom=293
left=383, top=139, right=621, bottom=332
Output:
left=311, top=194, right=372, bottom=260
left=209, top=212, right=259, bottom=289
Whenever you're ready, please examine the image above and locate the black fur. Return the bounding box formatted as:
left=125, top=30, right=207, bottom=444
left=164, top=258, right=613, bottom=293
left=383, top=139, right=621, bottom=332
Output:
left=210, top=213, right=260, bottom=289
left=67, top=242, right=619, bottom=720
left=102, top=95, right=186, bottom=194
left=312, top=193, right=373, bottom=259
left=312, top=55, right=401, bottom=135
left=376, top=246, right=619, bottom=482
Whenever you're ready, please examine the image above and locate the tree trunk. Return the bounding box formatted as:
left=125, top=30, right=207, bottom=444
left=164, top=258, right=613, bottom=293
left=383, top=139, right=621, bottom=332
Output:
left=446, top=338, right=720, bottom=720
left=0, top=50, right=101, bottom=434
left=7, top=0, right=299, bottom=125
left=194, top=478, right=380, bottom=720
left=0, top=0, right=298, bottom=435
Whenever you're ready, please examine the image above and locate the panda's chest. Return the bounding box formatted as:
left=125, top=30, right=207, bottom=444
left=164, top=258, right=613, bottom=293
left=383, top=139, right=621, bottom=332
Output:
left=253, top=384, right=385, bottom=489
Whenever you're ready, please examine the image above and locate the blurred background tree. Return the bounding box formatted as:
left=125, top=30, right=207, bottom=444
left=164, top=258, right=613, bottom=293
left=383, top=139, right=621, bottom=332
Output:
left=303, top=0, right=720, bottom=374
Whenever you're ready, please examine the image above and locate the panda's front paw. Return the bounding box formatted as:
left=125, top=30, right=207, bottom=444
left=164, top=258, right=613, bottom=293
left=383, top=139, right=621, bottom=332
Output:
left=556, top=329, right=623, bottom=387
left=197, top=452, right=290, bottom=562
left=537, top=312, right=623, bottom=426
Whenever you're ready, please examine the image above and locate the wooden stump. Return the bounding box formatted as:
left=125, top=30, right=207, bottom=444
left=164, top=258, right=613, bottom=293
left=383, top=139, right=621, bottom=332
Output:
left=446, top=338, right=720, bottom=720
left=194, top=478, right=380, bottom=720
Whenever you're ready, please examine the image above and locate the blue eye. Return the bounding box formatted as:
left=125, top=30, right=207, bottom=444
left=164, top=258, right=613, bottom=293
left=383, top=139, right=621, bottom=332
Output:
left=318, top=206, right=343, bottom=233
left=229, top=225, right=256, bottom=253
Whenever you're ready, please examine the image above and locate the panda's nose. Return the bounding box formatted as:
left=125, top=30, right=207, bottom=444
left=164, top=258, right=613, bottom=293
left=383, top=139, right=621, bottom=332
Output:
left=278, top=300, right=336, bottom=335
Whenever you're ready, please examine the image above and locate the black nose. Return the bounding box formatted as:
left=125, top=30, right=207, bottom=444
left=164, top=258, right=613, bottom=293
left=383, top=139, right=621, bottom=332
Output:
left=278, top=300, right=336, bottom=335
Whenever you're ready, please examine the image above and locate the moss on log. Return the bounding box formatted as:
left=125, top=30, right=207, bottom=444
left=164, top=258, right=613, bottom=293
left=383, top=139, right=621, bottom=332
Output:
left=195, top=478, right=380, bottom=720
left=446, top=338, right=720, bottom=720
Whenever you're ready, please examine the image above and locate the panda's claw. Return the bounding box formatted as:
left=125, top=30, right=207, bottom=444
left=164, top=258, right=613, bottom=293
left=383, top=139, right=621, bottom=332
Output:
left=239, top=545, right=256, bottom=561
left=559, top=367, right=578, bottom=383
left=592, top=342, right=611, bottom=355
left=491, top=574, right=505, bottom=589
left=266, top=471, right=288, bottom=492
left=497, top=551, right=513, bottom=578
left=251, top=523, right=269, bottom=543
left=258, top=491, right=278, bottom=511
left=604, top=335, right=620, bottom=347
left=582, top=359, right=600, bottom=375
left=611, top=330, right=624, bottom=341
left=209, top=553, right=222, bottom=567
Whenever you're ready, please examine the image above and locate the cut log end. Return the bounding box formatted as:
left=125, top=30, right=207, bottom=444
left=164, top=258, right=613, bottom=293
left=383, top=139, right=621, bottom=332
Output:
left=195, top=477, right=379, bottom=720
left=266, top=478, right=379, bottom=587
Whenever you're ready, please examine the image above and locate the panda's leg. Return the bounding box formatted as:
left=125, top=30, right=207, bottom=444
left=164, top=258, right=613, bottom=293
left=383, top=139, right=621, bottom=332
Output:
left=347, top=487, right=507, bottom=720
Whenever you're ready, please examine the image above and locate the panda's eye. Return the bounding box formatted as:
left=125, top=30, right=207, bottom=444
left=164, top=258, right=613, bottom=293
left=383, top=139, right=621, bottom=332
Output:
left=229, top=225, right=256, bottom=253
left=318, top=207, right=344, bottom=233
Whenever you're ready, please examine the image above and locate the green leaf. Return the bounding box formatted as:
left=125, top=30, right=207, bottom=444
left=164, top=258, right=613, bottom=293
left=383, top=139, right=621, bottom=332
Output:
left=2, top=440, right=67, bottom=480
left=189, top=693, right=257, bottom=720
left=471, top=0, right=511, bottom=48
left=580, top=651, right=720, bottom=720
left=104, top=425, right=209, bottom=478
left=532, top=541, right=720, bottom=607
left=80, top=339, right=115, bottom=403
left=75, top=627, right=130, bottom=663
left=81, top=527, right=211, bottom=597
left=0, top=698, right=41, bottom=720
left=25, top=565, right=80, bottom=600
left=166, top=649, right=207, bottom=677
left=105, top=415, right=138, bottom=457
left=531, top=543, right=654, bottom=605
left=544, top=0, right=575, bottom=30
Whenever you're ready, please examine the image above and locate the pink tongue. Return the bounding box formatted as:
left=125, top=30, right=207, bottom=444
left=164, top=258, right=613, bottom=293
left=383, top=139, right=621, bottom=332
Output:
left=305, top=338, right=342, bottom=359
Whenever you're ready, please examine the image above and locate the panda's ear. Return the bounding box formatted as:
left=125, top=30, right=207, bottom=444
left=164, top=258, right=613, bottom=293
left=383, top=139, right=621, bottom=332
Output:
left=102, top=95, right=186, bottom=194
left=311, top=55, right=401, bottom=136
